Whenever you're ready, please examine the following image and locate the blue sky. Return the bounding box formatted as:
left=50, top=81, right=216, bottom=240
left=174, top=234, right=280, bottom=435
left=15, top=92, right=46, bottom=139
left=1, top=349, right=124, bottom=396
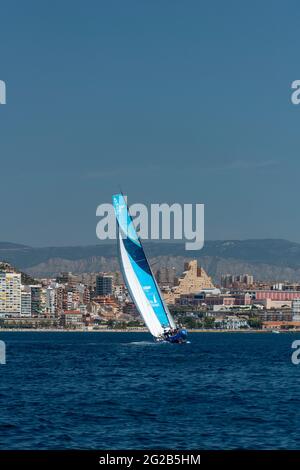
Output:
left=0, top=0, right=300, bottom=246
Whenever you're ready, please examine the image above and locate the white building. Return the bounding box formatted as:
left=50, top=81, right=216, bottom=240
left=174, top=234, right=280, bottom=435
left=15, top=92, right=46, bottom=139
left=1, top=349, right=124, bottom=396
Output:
left=46, top=287, right=56, bottom=316
left=215, top=315, right=249, bottom=329
left=113, top=284, right=126, bottom=302
left=292, top=298, right=300, bottom=321
left=0, top=272, right=21, bottom=317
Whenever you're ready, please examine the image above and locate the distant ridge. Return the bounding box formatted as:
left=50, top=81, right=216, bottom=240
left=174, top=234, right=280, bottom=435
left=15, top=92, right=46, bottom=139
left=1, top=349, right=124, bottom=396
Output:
left=0, top=242, right=29, bottom=249
left=1, top=239, right=300, bottom=281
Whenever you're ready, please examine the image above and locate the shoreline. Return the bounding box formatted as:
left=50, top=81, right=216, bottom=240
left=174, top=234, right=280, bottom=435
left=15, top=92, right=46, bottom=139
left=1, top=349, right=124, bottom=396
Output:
left=0, top=328, right=298, bottom=333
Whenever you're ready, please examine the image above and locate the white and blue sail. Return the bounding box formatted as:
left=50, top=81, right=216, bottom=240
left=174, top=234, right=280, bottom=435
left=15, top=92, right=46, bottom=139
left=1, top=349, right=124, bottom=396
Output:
left=112, top=193, right=176, bottom=339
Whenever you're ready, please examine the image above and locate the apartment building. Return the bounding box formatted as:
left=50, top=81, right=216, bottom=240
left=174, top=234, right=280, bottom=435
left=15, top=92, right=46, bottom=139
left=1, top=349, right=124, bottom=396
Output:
left=0, top=272, right=21, bottom=317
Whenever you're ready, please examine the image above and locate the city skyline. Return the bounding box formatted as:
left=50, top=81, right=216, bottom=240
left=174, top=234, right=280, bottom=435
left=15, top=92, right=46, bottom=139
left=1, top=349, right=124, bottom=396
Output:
left=1, top=256, right=300, bottom=332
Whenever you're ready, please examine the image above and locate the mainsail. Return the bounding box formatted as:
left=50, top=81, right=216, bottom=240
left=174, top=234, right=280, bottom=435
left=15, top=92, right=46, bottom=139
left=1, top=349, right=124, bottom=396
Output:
left=112, top=194, right=176, bottom=338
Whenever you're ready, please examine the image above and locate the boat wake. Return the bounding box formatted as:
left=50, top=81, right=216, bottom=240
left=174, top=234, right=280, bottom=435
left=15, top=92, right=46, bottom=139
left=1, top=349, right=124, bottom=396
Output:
left=126, top=339, right=190, bottom=346
left=126, top=341, right=167, bottom=346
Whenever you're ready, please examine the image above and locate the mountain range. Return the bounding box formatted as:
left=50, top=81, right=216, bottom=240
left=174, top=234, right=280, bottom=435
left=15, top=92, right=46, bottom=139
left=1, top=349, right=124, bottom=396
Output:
left=1, top=239, right=300, bottom=282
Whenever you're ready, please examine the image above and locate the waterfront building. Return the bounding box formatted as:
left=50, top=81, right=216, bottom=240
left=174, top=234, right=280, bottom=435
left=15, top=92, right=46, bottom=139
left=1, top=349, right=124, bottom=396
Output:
left=21, top=290, right=31, bottom=317
left=215, top=315, right=249, bottom=329
left=175, top=289, right=252, bottom=311
left=258, top=310, right=293, bottom=322
left=255, top=290, right=300, bottom=302
left=205, top=295, right=235, bottom=308
left=0, top=272, right=21, bottom=317
left=55, top=286, right=64, bottom=314
left=175, top=293, right=205, bottom=306
left=254, top=298, right=292, bottom=309
left=46, top=287, right=56, bottom=316
left=292, top=298, right=300, bottom=321
left=61, top=310, right=84, bottom=328
left=30, top=285, right=46, bottom=316
left=262, top=321, right=300, bottom=330
left=63, top=290, right=80, bottom=311
left=96, top=274, right=113, bottom=296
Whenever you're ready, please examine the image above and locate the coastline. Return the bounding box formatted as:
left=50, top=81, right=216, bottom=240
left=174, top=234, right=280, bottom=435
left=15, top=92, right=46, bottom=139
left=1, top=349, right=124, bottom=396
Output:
left=0, top=328, right=298, bottom=333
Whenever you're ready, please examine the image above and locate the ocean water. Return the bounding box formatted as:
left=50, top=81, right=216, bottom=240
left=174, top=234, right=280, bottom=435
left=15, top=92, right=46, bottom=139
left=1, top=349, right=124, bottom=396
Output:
left=0, top=331, right=300, bottom=449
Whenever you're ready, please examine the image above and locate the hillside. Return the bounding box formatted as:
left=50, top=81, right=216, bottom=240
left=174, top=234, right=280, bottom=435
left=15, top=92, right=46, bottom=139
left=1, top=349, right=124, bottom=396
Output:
left=1, top=239, right=300, bottom=282
left=0, top=260, right=38, bottom=285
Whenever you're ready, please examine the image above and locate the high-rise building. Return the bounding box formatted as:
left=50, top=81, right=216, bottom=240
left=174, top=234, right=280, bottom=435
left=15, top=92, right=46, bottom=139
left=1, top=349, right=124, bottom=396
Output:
left=63, top=290, right=80, bottom=311
left=55, top=286, right=64, bottom=314
left=221, top=274, right=253, bottom=288
left=240, top=274, right=253, bottom=285
left=96, top=274, right=113, bottom=296
left=0, top=272, right=21, bottom=317
left=21, top=291, right=32, bottom=317
left=292, top=299, right=300, bottom=321
left=46, top=287, right=56, bottom=316
left=156, top=267, right=177, bottom=286
left=30, top=285, right=46, bottom=316
left=83, top=287, right=90, bottom=304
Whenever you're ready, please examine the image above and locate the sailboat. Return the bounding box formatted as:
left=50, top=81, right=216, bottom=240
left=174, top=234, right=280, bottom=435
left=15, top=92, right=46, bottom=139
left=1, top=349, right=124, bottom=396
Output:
left=112, top=193, right=188, bottom=343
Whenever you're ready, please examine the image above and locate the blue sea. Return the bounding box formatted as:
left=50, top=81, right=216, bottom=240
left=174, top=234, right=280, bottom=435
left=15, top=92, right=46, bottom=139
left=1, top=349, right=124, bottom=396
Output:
left=0, top=331, right=300, bottom=449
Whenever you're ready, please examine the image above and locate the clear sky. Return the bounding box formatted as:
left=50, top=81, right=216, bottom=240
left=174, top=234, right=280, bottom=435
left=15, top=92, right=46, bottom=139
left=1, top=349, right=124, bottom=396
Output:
left=0, top=0, right=300, bottom=246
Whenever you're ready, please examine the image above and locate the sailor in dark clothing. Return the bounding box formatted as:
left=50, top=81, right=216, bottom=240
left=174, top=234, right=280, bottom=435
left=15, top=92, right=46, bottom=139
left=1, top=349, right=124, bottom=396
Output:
left=163, top=328, right=170, bottom=339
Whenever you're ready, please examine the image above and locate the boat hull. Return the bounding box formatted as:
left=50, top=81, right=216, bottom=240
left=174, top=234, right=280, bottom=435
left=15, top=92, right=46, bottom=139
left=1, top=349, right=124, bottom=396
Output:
left=156, top=328, right=188, bottom=344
